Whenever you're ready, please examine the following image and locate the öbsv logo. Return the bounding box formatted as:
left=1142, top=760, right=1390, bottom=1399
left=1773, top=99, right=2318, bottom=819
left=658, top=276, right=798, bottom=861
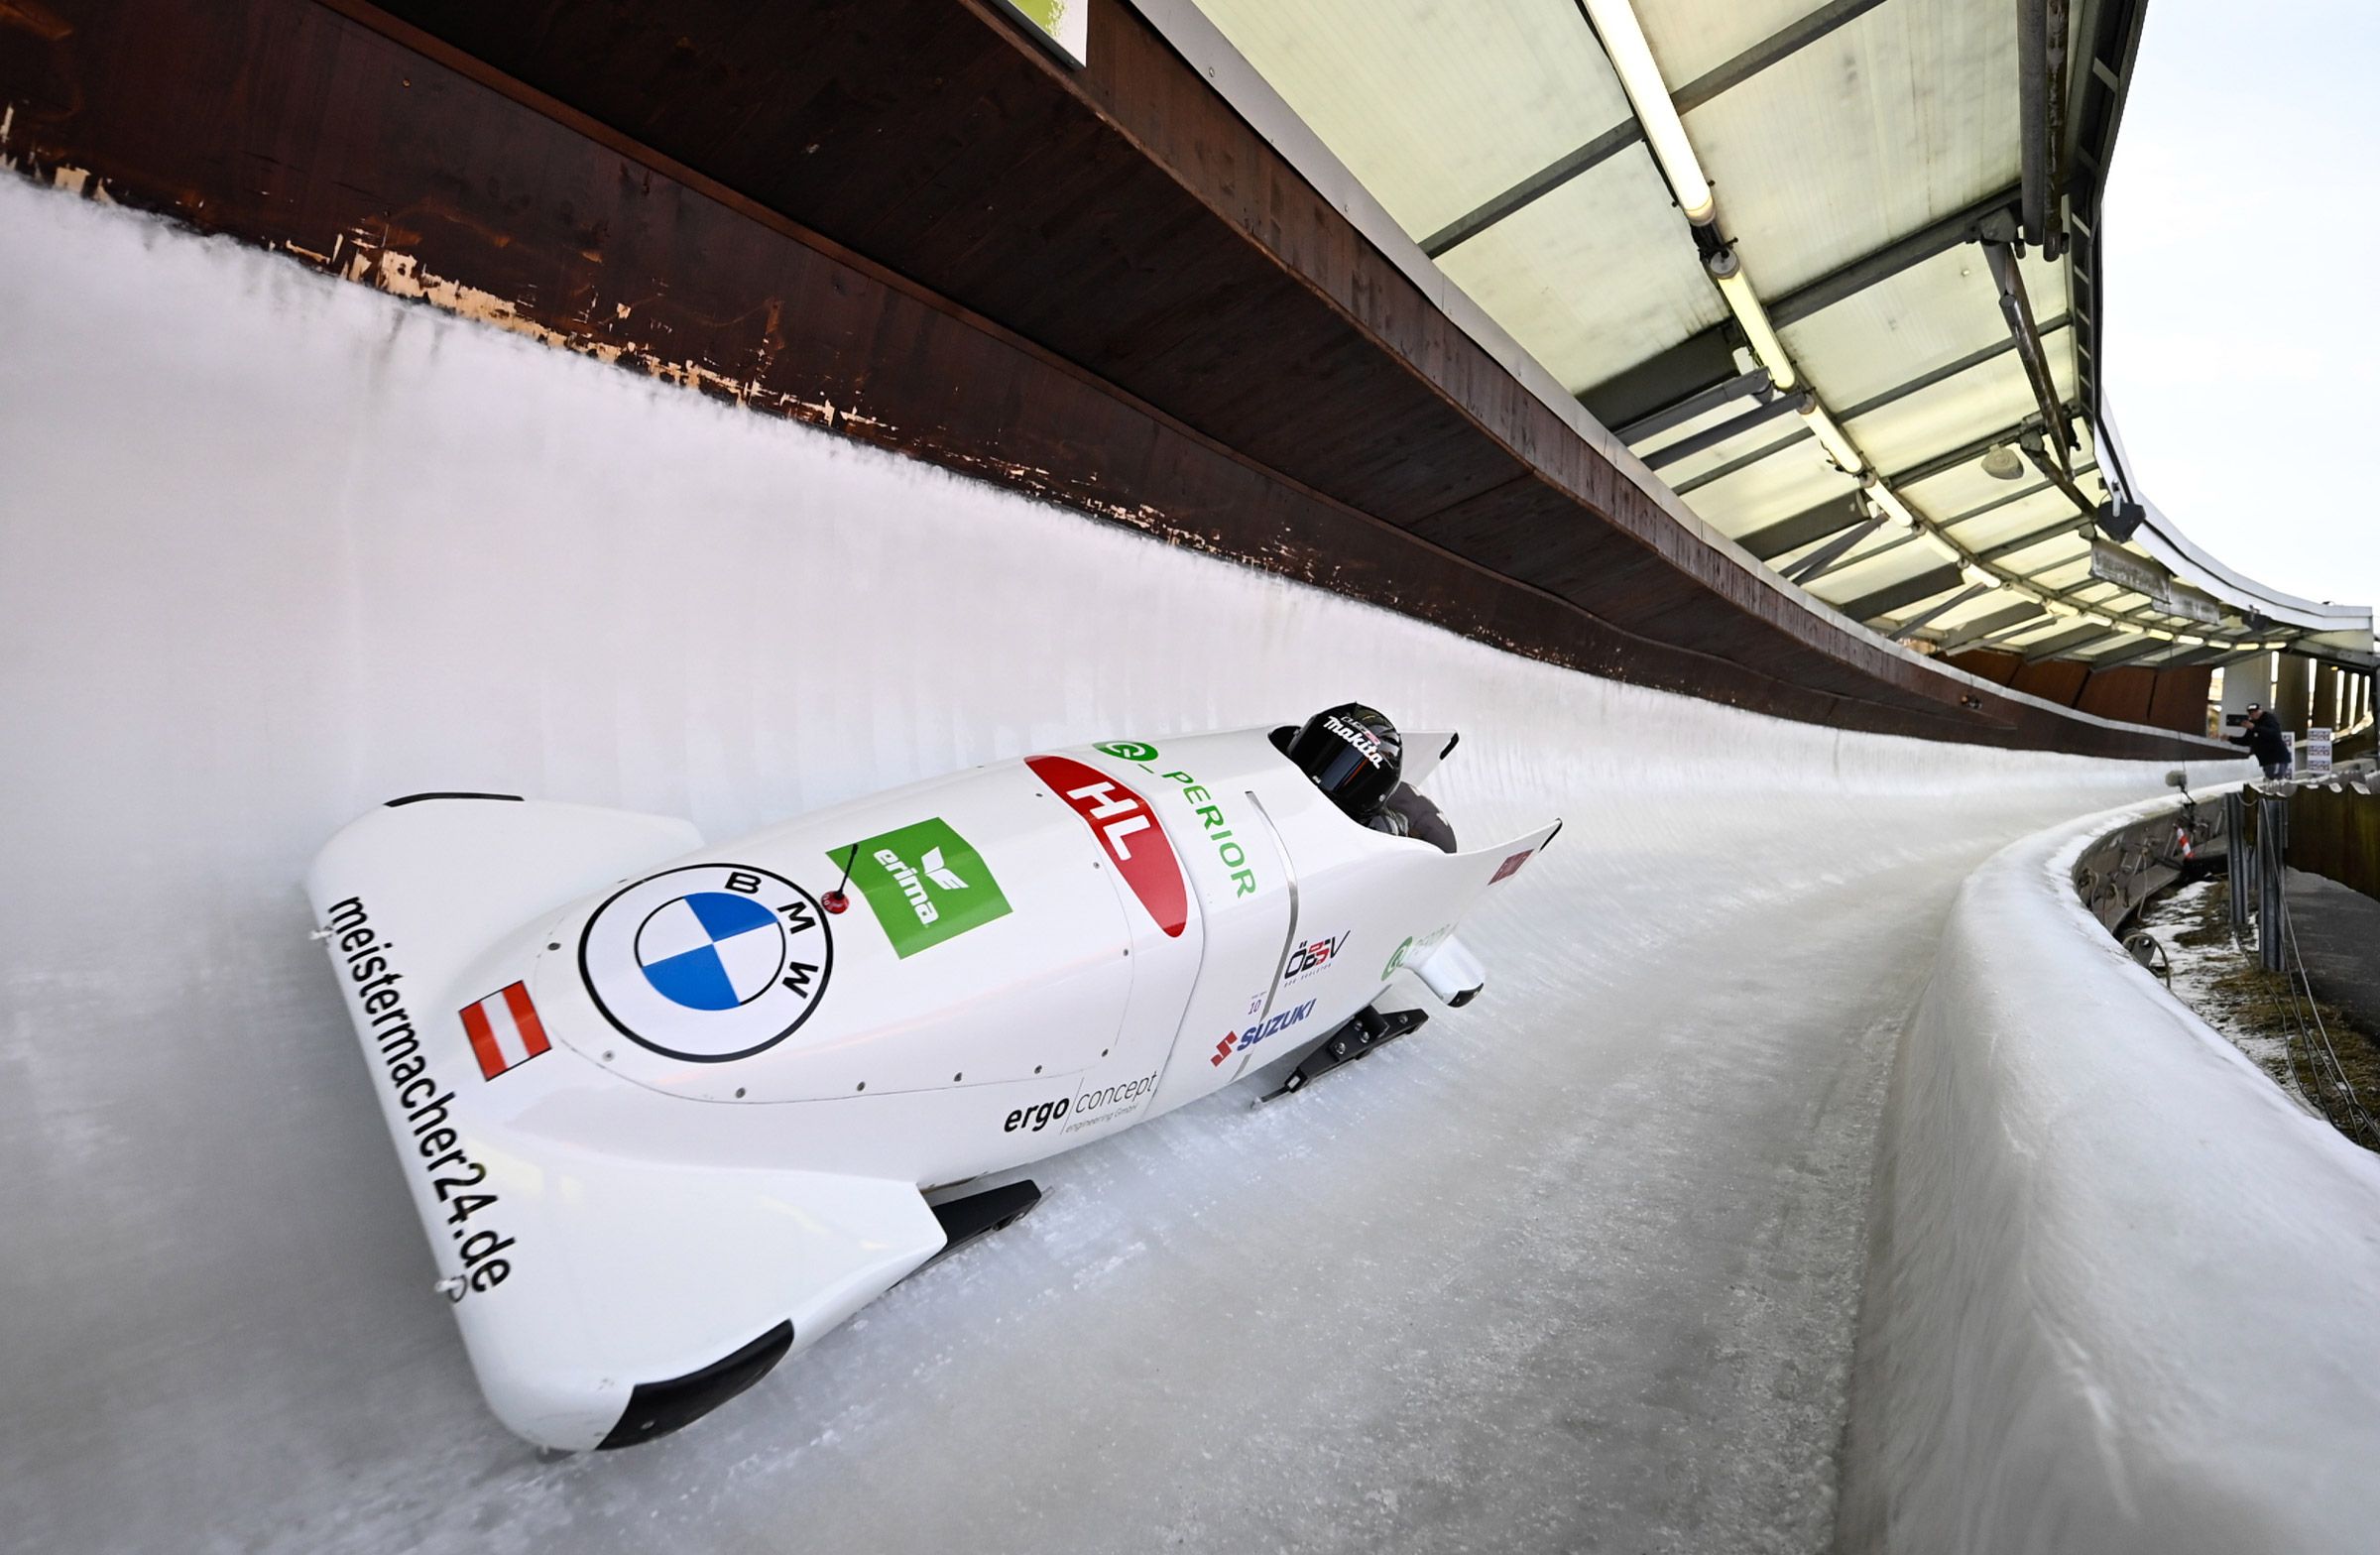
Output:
left=835, top=817, right=1012, bottom=958
left=1096, top=740, right=1160, bottom=764
left=579, top=864, right=834, bottom=1062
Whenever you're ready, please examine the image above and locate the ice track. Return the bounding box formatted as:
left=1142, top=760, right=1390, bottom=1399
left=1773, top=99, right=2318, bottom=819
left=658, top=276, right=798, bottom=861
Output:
left=0, top=179, right=2213, bottom=1554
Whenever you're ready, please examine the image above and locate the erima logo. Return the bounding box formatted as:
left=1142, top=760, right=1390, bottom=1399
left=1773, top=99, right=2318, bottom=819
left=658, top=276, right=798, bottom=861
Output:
left=835, top=818, right=1012, bottom=959
left=875, top=845, right=970, bottom=926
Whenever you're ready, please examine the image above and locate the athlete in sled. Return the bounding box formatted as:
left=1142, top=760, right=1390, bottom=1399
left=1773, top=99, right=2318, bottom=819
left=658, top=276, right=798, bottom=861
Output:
left=304, top=704, right=1557, bottom=1451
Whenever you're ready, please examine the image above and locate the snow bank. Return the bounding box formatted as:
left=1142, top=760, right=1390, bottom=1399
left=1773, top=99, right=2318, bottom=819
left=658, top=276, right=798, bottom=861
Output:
left=1842, top=798, right=2380, bottom=1554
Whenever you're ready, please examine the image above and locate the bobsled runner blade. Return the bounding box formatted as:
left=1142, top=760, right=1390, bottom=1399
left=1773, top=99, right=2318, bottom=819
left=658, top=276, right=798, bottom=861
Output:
left=920, top=1179, right=1043, bottom=1271
left=1259, top=1006, right=1428, bottom=1101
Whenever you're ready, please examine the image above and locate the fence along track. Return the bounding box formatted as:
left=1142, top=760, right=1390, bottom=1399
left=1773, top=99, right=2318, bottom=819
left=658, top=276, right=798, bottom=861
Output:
left=2230, top=781, right=2380, bottom=1151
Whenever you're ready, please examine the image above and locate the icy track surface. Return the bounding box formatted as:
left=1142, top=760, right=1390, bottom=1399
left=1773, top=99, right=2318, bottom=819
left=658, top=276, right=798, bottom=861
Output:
left=0, top=180, right=2220, bottom=1554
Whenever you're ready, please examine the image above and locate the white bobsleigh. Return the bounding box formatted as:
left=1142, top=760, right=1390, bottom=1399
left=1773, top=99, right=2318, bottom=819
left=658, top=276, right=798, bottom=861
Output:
left=303, top=728, right=1557, bottom=1450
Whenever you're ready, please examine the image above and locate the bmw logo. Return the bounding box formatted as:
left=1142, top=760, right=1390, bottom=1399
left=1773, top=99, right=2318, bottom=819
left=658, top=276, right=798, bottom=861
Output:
left=579, top=864, right=834, bottom=1062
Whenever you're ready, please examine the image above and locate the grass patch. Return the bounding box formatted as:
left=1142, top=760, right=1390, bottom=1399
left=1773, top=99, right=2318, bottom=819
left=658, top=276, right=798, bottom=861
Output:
left=2142, top=880, right=2380, bottom=1149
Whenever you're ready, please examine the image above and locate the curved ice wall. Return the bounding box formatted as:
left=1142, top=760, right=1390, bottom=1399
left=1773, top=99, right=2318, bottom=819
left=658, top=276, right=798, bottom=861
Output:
left=0, top=178, right=2259, bottom=1553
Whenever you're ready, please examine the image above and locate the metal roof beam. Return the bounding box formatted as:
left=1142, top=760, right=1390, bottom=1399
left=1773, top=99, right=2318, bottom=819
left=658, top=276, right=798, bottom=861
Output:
left=1420, top=120, right=1642, bottom=257
left=2021, top=441, right=2100, bottom=514
left=1643, top=391, right=1811, bottom=470
left=1581, top=327, right=1744, bottom=434
left=2024, top=625, right=2129, bottom=660
left=1938, top=603, right=2050, bottom=654
left=1770, top=184, right=2023, bottom=327
left=1889, top=409, right=2076, bottom=488
left=1939, top=468, right=2095, bottom=529
left=1782, top=516, right=1886, bottom=583
left=1614, top=368, right=1772, bottom=445
left=1737, top=489, right=1867, bottom=560
left=2083, top=637, right=2178, bottom=671
left=1890, top=582, right=1995, bottom=642
left=1835, top=316, right=2069, bottom=422
left=1589, top=190, right=2029, bottom=437
left=1669, top=426, right=1810, bottom=495
left=1424, top=0, right=1901, bottom=257
left=1977, top=518, right=2085, bottom=563
left=1664, top=0, right=1898, bottom=109
left=2019, top=0, right=2072, bottom=259
left=1840, top=563, right=1968, bottom=624
left=1983, top=241, right=2077, bottom=469
left=1801, top=526, right=1917, bottom=586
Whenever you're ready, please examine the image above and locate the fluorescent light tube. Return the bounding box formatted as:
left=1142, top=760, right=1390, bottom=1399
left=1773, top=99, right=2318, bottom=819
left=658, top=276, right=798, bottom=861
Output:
left=1583, top=0, right=1715, bottom=223
left=1707, top=251, right=1796, bottom=391
left=1799, top=402, right=1864, bottom=475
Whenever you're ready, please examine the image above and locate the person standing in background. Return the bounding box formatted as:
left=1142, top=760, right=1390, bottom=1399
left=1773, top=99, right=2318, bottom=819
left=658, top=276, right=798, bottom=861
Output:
left=2229, top=701, right=2294, bottom=780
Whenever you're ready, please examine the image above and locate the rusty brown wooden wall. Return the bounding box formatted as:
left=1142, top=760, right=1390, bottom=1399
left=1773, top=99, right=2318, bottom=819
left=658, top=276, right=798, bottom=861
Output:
left=1947, top=648, right=2211, bottom=737
left=2288, top=782, right=2380, bottom=904
left=0, top=0, right=2227, bottom=761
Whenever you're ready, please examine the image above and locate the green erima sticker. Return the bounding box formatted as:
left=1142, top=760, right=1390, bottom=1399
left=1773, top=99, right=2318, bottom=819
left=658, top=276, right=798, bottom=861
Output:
left=834, top=818, right=1012, bottom=958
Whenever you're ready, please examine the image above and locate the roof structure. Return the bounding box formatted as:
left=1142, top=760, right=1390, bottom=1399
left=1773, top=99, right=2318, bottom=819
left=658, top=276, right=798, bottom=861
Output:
left=1191, top=0, right=2374, bottom=679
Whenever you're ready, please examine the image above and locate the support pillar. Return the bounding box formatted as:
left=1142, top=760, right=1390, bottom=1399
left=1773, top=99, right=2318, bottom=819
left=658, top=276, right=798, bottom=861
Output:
left=2274, top=654, right=2314, bottom=735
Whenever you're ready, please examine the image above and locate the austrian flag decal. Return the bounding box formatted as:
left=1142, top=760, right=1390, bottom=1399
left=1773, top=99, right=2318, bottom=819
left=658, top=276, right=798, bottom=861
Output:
left=460, top=983, right=550, bottom=1081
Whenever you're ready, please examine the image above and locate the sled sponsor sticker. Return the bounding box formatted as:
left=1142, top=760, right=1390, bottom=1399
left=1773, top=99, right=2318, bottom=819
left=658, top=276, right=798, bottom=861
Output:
left=322, top=895, right=516, bottom=1296
left=1488, top=848, right=1534, bottom=884
left=460, top=983, right=550, bottom=1081
left=1004, top=1069, right=1160, bottom=1136
left=1091, top=741, right=1261, bottom=897
left=1212, top=999, right=1317, bottom=1066
left=1280, top=930, right=1348, bottom=985
left=833, top=817, right=1012, bottom=959
left=1382, top=924, right=1453, bottom=980
left=1028, top=754, right=1189, bottom=936
left=580, top=864, right=835, bottom=1062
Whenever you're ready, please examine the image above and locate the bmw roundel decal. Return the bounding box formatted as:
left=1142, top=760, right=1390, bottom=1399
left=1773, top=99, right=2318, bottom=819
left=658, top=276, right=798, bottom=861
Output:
left=579, top=864, right=834, bottom=1062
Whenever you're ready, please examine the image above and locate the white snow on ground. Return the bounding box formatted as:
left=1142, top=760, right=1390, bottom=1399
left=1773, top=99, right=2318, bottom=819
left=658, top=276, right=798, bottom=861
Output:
left=0, top=178, right=2269, bottom=1554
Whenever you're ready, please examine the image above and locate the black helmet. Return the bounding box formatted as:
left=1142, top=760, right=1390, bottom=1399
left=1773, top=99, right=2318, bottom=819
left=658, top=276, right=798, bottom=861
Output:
left=1285, top=703, right=1402, bottom=818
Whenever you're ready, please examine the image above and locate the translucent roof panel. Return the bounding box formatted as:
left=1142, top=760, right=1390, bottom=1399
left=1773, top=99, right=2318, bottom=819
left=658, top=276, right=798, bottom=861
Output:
left=1438, top=148, right=1726, bottom=392
left=1778, top=526, right=1918, bottom=579
left=1681, top=441, right=1861, bottom=537
left=1808, top=549, right=1961, bottom=611
left=1680, top=0, right=2018, bottom=298
left=1196, top=0, right=1629, bottom=240
left=1902, top=446, right=2104, bottom=521
left=1634, top=0, right=1833, bottom=87
left=1775, top=250, right=2009, bottom=410
left=1187, top=0, right=2370, bottom=672
left=1844, top=354, right=2045, bottom=473
left=1952, top=488, right=2083, bottom=552
left=1929, top=590, right=2029, bottom=632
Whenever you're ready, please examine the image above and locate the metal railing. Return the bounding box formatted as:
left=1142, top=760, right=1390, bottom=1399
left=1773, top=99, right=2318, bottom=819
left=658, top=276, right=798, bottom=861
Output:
left=2071, top=787, right=2223, bottom=935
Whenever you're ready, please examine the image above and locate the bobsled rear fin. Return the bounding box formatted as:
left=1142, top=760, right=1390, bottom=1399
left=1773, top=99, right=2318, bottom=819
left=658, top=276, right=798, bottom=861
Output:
left=1459, top=817, right=1561, bottom=893
left=305, top=796, right=705, bottom=1030
left=1398, top=731, right=1460, bottom=788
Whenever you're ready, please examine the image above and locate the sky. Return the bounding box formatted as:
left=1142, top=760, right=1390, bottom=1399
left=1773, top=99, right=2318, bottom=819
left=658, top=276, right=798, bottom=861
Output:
left=2102, top=0, right=2380, bottom=614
